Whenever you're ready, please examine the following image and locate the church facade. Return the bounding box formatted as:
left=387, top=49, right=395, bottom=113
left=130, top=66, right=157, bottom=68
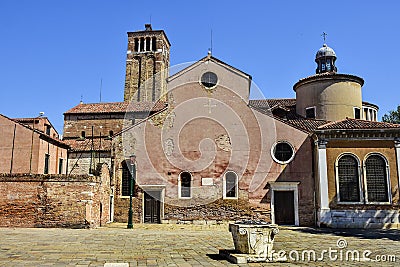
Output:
left=64, top=24, right=400, bottom=228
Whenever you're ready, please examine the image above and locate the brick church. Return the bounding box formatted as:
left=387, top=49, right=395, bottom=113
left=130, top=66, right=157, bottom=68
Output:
left=63, top=24, right=400, bottom=228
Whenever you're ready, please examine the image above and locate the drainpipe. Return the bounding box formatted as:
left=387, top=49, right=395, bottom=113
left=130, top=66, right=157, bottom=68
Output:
left=10, top=124, right=16, bottom=174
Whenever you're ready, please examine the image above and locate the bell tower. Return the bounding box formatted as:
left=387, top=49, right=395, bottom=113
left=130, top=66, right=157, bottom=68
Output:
left=123, top=24, right=170, bottom=102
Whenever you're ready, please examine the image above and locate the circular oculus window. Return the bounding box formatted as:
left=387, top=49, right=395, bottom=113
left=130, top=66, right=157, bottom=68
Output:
left=271, top=141, right=295, bottom=164
left=201, top=72, right=218, bottom=88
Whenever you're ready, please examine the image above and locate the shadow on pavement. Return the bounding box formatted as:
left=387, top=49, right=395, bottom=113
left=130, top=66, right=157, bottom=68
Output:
left=287, top=227, right=400, bottom=242
left=206, top=253, right=227, bottom=260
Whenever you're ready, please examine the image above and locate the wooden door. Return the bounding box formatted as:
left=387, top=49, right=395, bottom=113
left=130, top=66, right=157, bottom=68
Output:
left=144, top=191, right=161, bottom=223
left=274, top=191, right=295, bottom=225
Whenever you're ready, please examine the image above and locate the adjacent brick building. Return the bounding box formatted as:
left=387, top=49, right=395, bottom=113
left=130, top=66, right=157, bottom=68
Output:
left=0, top=114, right=68, bottom=174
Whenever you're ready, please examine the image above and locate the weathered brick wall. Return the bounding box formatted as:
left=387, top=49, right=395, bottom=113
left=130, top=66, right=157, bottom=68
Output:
left=113, top=187, right=143, bottom=223
left=0, top=164, right=111, bottom=228
left=164, top=198, right=270, bottom=222
left=67, top=151, right=111, bottom=175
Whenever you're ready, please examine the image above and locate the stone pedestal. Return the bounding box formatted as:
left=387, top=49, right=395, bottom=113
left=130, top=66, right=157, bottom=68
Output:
left=220, top=222, right=286, bottom=263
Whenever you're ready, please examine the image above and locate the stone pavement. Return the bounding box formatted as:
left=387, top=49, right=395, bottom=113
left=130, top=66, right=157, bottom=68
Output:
left=0, top=223, right=398, bottom=266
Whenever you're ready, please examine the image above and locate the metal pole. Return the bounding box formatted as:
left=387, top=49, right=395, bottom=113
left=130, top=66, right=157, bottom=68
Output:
left=127, top=155, right=136, bottom=229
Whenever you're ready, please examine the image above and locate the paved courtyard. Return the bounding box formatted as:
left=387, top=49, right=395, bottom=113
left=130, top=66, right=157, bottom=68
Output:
left=0, top=223, right=398, bottom=266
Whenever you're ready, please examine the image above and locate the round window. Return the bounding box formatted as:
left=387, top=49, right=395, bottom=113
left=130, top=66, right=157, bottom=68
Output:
left=272, top=141, right=295, bottom=164
left=201, top=72, right=218, bottom=88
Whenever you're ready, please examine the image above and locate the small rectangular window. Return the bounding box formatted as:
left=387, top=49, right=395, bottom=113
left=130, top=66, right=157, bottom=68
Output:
left=354, top=107, right=361, bottom=119
left=58, top=158, right=63, bottom=174
left=44, top=154, right=50, bottom=174
left=305, top=107, right=316, bottom=119
left=45, top=125, right=51, bottom=135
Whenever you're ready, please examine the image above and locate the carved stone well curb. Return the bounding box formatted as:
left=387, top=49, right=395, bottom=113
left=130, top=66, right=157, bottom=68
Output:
left=219, top=221, right=287, bottom=263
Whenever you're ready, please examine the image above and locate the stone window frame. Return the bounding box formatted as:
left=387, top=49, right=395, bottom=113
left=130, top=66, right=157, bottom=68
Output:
left=335, top=153, right=364, bottom=204
left=363, top=153, right=392, bottom=205
left=271, top=141, right=296, bottom=165
left=199, top=71, right=218, bottom=90
left=223, top=171, right=238, bottom=200
left=178, top=171, right=192, bottom=199
left=269, top=182, right=300, bottom=226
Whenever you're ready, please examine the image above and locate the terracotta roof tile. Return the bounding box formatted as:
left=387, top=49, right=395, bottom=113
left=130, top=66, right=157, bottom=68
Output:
left=249, top=99, right=302, bottom=120
left=64, top=101, right=167, bottom=114
left=317, top=118, right=400, bottom=130
left=286, top=119, right=330, bottom=132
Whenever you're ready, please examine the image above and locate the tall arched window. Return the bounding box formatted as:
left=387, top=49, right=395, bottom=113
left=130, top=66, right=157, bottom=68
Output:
left=337, top=155, right=361, bottom=203
left=121, top=161, right=134, bottom=196
left=152, top=37, right=157, bottom=51
left=365, top=154, right=390, bottom=203
left=224, top=171, right=238, bottom=199
left=179, top=172, right=191, bottom=198
left=134, top=38, right=139, bottom=52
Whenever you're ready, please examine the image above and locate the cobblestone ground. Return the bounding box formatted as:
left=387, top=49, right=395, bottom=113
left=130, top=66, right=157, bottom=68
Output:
left=0, top=223, right=398, bottom=266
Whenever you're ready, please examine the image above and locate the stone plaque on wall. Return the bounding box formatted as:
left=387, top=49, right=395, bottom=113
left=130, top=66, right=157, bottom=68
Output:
left=202, top=178, right=214, bottom=186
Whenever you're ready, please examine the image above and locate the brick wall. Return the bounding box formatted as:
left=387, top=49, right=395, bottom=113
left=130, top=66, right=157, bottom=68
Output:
left=0, top=164, right=111, bottom=228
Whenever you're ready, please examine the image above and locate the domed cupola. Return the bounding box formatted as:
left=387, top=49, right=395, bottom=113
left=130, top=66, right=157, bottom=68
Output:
left=315, top=44, right=337, bottom=74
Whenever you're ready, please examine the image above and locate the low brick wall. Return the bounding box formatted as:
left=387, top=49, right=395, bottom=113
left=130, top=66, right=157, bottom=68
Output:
left=0, top=164, right=111, bottom=228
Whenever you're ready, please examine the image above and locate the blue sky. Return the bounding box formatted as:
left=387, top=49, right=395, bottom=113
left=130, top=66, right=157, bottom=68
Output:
left=0, top=0, right=399, bottom=133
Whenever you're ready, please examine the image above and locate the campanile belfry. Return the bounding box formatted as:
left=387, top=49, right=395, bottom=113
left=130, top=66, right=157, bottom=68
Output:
left=123, top=24, right=170, bottom=102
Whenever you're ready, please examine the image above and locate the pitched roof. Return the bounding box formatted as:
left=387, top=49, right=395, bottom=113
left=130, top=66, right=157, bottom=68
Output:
left=12, top=116, right=59, bottom=136
left=64, top=101, right=167, bottom=115
left=250, top=98, right=296, bottom=109
left=249, top=98, right=302, bottom=120
left=317, top=118, right=400, bottom=130
left=168, top=55, right=252, bottom=82
left=0, top=114, right=68, bottom=148
left=287, top=119, right=330, bottom=132
left=64, top=138, right=112, bottom=152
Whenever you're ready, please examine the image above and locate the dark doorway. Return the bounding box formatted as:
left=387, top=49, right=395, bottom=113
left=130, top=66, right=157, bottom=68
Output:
left=274, top=191, right=295, bottom=225
left=144, top=191, right=161, bottom=223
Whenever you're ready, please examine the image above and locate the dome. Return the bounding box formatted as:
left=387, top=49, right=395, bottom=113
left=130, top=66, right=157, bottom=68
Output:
left=315, top=44, right=336, bottom=59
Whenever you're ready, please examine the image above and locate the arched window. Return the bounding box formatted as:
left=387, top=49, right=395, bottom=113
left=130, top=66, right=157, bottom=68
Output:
left=145, top=37, right=151, bottom=51
left=134, top=38, right=139, bottom=52
left=337, top=155, right=361, bottom=203
left=121, top=161, right=135, bottom=196
left=152, top=37, right=157, bottom=51
left=224, top=171, right=238, bottom=199
left=365, top=154, right=390, bottom=203
left=179, top=172, right=191, bottom=198
left=140, top=37, right=145, bottom=52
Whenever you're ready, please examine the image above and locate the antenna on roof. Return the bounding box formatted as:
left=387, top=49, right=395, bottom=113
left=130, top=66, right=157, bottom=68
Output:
left=150, top=14, right=152, bottom=24
left=210, top=28, right=213, bottom=55
left=99, top=78, right=103, bottom=103
left=80, top=95, right=83, bottom=104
